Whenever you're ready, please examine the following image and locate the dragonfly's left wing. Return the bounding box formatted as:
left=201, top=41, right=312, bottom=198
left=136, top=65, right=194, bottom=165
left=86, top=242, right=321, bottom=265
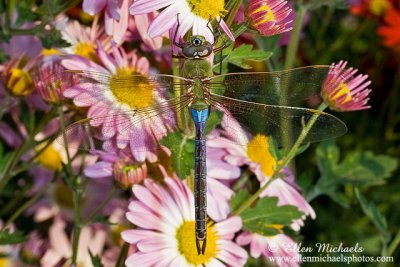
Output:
left=209, top=94, right=347, bottom=147
left=208, top=65, right=331, bottom=107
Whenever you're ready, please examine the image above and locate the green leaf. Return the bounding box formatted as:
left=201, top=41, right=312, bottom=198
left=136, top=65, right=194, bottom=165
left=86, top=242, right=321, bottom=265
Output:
left=89, top=250, right=104, bottom=267
left=230, top=190, right=251, bottom=211
left=205, top=111, right=223, bottom=135
left=159, top=131, right=194, bottom=179
left=355, top=188, right=390, bottom=242
left=307, top=141, right=398, bottom=204
left=226, top=44, right=273, bottom=69
left=0, top=229, right=28, bottom=245
left=335, top=151, right=398, bottom=186
left=240, top=197, right=303, bottom=236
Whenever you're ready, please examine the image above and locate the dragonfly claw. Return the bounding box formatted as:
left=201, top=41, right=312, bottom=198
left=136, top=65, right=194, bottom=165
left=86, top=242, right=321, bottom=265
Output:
left=196, top=238, right=207, bottom=255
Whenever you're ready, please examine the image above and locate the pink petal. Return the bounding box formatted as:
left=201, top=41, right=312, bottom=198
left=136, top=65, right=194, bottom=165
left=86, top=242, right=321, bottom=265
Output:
left=82, top=0, right=107, bottom=15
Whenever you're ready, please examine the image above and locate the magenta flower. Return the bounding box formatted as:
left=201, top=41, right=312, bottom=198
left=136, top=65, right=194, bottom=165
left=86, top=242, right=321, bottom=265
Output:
left=129, top=0, right=234, bottom=44
left=322, top=60, right=372, bottom=111
left=121, top=177, right=248, bottom=266
left=247, top=0, right=293, bottom=36
left=82, top=0, right=131, bottom=44
left=237, top=233, right=300, bottom=266
left=62, top=42, right=175, bottom=162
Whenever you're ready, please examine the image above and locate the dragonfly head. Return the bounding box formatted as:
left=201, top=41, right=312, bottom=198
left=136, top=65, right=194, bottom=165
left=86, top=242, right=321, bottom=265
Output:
left=182, top=35, right=212, bottom=59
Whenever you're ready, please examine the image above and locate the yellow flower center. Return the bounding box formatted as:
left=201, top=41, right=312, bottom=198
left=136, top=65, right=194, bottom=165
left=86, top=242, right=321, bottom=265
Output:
left=75, top=42, right=99, bottom=63
left=176, top=221, right=218, bottom=265
left=36, top=144, right=63, bottom=171
left=54, top=183, right=74, bottom=209
left=0, top=257, right=9, bottom=267
left=246, top=134, right=276, bottom=177
left=109, top=68, right=154, bottom=109
left=251, top=4, right=275, bottom=26
left=6, top=68, right=34, bottom=96
left=369, top=0, right=391, bottom=16
left=186, top=0, right=226, bottom=20
left=42, top=48, right=62, bottom=56
left=331, top=82, right=352, bottom=104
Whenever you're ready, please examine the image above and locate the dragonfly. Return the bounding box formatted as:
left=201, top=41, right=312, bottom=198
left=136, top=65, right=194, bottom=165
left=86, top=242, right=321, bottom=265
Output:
left=56, top=35, right=347, bottom=255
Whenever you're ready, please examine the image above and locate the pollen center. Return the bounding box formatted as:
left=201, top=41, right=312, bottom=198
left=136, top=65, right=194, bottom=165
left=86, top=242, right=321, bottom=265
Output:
left=36, top=144, right=63, bottom=171
left=176, top=221, right=218, bottom=265
left=75, top=42, right=98, bottom=63
left=109, top=68, right=154, bottom=109
left=331, top=82, right=352, bottom=104
left=246, top=134, right=276, bottom=177
left=251, top=4, right=275, bottom=26
left=186, top=0, right=226, bottom=20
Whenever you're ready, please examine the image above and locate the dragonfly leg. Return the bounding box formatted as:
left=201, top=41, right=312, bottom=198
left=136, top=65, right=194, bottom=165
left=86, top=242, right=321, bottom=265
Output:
left=196, top=238, right=207, bottom=255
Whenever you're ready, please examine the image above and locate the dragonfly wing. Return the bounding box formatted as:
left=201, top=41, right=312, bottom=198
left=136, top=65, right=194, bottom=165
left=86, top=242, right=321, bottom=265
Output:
left=52, top=70, right=194, bottom=153
left=56, top=95, right=192, bottom=152
left=209, top=94, right=347, bottom=147
left=209, top=66, right=331, bottom=107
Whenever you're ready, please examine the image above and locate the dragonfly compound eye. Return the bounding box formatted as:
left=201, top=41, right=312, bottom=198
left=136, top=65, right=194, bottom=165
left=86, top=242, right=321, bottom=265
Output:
left=192, top=37, right=202, bottom=46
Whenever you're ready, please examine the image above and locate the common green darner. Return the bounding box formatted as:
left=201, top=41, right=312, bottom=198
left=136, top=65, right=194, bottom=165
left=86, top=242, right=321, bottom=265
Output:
left=56, top=35, right=347, bottom=255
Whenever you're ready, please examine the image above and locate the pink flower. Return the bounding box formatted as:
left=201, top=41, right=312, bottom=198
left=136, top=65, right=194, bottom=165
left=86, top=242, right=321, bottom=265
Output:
left=84, top=149, right=148, bottom=189
left=237, top=233, right=300, bottom=267
left=41, top=218, right=107, bottom=266
left=247, top=0, right=293, bottom=36
left=121, top=177, right=248, bottom=266
left=322, top=60, right=372, bottom=111
left=82, top=0, right=131, bottom=44
left=208, top=116, right=315, bottom=230
left=62, top=42, right=175, bottom=162
left=129, top=0, right=234, bottom=45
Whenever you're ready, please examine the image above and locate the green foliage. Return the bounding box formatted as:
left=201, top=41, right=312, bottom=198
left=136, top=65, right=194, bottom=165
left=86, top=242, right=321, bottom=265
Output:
left=89, top=250, right=104, bottom=267
left=230, top=189, right=251, bottom=211
left=355, top=188, right=390, bottom=243
left=0, top=229, right=28, bottom=245
left=159, top=131, right=194, bottom=179
left=239, top=197, right=304, bottom=236
left=214, top=44, right=273, bottom=71
left=300, top=0, right=348, bottom=10
left=306, top=140, right=398, bottom=205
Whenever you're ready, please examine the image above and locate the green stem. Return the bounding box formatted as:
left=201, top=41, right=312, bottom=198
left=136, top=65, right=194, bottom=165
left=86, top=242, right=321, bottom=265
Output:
left=0, top=94, right=10, bottom=121
left=225, top=0, right=242, bottom=27
left=233, top=22, right=248, bottom=39
left=0, top=108, right=56, bottom=194
left=58, top=106, right=74, bottom=177
left=4, top=172, right=58, bottom=228
left=387, top=229, right=400, bottom=257
left=116, top=242, right=130, bottom=267
left=83, top=186, right=117, bottom=225
left=233, top=169, right=252, bottom=192
left=233, top=102, right=328, bottom=216
left=283, top=6, right=306, bottom=70
left=71, top=181, right=83, bottom=265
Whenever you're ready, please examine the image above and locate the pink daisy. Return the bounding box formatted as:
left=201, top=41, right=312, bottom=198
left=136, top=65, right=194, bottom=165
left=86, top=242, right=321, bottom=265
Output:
left=82, top=0, right=131, bottom=44
left=121, top=177, right=248, bottom=266
left=322, top=60, right=372, bottom=111
left=207, top=116, right=315, bottom=230
left=247, top=0, right=293, bottom=36
left=62, top=42, right=176, bottom=162
left=237, top=233, right=300, bottom=267
left=129, top=0, right=234, bottom=45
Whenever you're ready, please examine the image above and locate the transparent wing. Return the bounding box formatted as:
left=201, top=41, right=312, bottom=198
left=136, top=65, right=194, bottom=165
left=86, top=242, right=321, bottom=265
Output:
left=209, top=65, right=331, bottom=107
left=54, top=70, right=194, bottom=152
left=209, top=94, right=347, bottom=148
